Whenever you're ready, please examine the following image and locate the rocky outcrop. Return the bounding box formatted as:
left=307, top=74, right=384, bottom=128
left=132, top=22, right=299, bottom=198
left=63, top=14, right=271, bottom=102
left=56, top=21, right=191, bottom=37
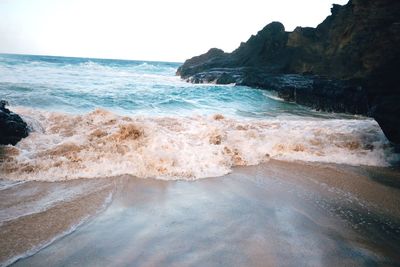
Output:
left=0, top=100, right=29, bottom=145
left=177, top=0, right=400, bottom=144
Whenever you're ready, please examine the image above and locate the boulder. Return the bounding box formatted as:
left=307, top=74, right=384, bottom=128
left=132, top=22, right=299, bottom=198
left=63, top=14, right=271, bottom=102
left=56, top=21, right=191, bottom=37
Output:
left=0, top=100, right=29, bottom=145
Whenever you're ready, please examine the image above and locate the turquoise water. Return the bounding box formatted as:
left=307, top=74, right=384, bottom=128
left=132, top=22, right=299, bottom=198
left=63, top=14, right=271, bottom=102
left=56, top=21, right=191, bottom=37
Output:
left=0, top=53, right=349, bottom=118
left=0, top=54, right=397, bottom=181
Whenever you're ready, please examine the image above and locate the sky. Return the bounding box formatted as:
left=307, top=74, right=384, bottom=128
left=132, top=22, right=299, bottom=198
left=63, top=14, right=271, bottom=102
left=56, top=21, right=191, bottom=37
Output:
left=0, top=0, right=348, bottom=62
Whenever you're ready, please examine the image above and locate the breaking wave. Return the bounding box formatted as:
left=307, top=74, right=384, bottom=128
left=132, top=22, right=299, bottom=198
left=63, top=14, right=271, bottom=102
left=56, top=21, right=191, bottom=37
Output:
left=1, top=108, right=397, bottom=182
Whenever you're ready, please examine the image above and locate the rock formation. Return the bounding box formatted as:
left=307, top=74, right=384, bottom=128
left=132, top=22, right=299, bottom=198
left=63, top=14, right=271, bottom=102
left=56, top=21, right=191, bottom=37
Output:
left=0, top=100, right=29, bottom=145
left=177, top=0, right=400, bottom=144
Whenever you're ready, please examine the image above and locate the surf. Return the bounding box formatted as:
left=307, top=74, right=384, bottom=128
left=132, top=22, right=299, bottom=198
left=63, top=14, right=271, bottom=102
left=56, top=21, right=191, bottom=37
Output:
left=1, top=107, right=396, bottom=182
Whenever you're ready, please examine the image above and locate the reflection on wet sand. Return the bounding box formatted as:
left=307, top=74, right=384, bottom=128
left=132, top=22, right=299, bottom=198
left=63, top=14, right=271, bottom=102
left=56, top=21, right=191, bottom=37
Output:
left=0, top=178, right=114, bottom=266
left=3, top=160, right=400, bottom=266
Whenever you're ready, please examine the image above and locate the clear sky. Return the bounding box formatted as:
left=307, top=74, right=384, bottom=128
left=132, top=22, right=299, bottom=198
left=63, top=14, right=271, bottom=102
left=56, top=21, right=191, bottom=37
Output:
left=0, top=0, right=348, bottom=62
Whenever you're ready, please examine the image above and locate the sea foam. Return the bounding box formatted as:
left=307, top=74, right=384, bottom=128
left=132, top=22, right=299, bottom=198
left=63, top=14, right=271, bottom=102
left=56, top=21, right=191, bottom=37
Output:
left=1, top=108, right=397, bottom=182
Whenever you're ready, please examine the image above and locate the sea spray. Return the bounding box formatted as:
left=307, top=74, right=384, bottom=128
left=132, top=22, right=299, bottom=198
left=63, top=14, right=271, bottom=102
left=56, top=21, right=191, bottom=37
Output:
left=1, top=108, right=396, bottom=181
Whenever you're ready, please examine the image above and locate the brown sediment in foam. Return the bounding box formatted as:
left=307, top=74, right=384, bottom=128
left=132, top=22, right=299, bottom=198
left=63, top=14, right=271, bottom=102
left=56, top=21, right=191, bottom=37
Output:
left=213, top=114, right=225, bottom=120
left=0, top=147, right=21, bottom=173
left=1, top=108, right=396, bottom=181
left=291, top=144, right=306, bottom=152
left=89, top=129, right=108, bottom=139
left=114, top=124, right=143, bottom=141
left=209, top=134, right=222, bottom=145
left=223, top=146, right=247, bottom=165
left=209, top=131, right=224, bottom=145
left=0, top=146, right=20, bottom=157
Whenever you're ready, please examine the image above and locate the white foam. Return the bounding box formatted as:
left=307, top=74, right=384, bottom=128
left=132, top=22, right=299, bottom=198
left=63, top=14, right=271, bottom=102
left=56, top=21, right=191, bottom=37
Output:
left=0, top=181, right=112, bottom=224
left=0, top=180, right=27, bottom=191
left=1, top=191, right=113, bottom=267
left=262, top=91, right=286, bottom=102
left=1, top=108, right=397, bottom=182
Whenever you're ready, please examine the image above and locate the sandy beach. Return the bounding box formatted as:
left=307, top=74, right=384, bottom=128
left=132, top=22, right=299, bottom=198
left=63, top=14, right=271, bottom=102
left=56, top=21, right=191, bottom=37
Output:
left=1, top=0, right=400, bottom=265
left=2, top=160, right=399, bottom=267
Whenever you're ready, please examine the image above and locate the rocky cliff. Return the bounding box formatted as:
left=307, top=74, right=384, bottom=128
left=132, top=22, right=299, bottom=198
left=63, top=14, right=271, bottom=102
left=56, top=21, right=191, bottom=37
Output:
left=177, top=0, right=400, bottom=144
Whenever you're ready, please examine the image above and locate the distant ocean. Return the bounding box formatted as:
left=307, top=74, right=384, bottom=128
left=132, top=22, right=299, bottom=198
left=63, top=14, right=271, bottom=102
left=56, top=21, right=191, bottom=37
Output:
left=0, top=54, right=397, bottom=181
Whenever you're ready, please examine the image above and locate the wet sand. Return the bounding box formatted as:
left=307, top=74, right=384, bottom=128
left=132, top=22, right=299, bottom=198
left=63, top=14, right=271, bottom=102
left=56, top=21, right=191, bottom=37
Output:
left=0, top=179, right=115, bottom=266
left=2, top=160, right=400, bottom=266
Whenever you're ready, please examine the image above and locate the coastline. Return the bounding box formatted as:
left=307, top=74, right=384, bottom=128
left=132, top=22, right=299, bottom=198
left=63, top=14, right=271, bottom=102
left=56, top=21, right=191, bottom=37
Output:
left=176, top=0, right=400, bottom=145
left=3, top=159, right=399, bottom=266
left=1, top=0, right=399, bottom=265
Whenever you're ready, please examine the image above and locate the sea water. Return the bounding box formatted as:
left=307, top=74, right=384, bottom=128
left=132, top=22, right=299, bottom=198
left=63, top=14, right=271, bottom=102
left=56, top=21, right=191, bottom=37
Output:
left=0, top=54, right=397, bottom=181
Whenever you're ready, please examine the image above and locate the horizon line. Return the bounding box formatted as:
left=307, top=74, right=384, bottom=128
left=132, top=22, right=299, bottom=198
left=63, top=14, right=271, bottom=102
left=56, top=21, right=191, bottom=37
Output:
left=0, top=52, right=183, bottom=64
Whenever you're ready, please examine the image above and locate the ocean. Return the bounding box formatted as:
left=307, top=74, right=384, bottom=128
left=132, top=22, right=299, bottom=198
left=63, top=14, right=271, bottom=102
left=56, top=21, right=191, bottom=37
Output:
left=1, top=54, right=400, bottom=266
left=0, top=53, right=397, bottom=182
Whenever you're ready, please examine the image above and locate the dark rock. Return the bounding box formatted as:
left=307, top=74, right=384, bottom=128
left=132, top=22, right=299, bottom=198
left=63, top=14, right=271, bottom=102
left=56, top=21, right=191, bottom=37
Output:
left=369, top=96, right=400, bottom=145
left=216, top=72, right=237, bottom=84
left=176, top=48, right=229, bottom=78
left=0, top=100, right=29, bottom=145
left=177, top=0, right=400, bottom=144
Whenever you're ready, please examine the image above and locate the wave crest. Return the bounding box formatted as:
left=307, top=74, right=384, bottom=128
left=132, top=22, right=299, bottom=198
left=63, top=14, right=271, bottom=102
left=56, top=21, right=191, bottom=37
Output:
left=1, top=108, right=397, bottom=181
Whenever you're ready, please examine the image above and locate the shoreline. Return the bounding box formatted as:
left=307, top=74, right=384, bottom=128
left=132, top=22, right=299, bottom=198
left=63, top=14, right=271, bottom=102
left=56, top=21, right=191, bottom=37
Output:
left=1, top=160, right=399, bottom=266
left=2, top=107, right=395, bottom=183
left=176, top=0, right=400, bottom=145
left=0, top=178, right=116, bottom=266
